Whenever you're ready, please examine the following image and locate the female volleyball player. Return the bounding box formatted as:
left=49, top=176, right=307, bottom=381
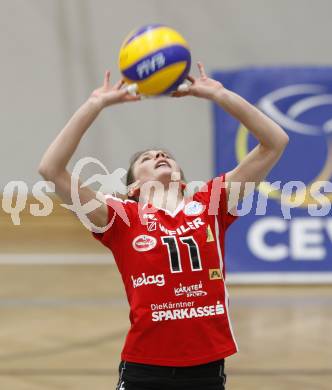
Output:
left=39, top=62, right=288, bottom=390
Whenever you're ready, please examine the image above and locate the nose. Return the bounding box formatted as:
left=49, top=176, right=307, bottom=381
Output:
left=155, top=151, right=167, bottom=159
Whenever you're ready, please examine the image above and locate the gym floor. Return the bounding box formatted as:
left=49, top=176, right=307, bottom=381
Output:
left=0, top=265, right=331, bottom=390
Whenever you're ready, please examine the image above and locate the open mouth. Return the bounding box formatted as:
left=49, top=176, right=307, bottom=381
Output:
left=155, top=160, right=171, bottom=169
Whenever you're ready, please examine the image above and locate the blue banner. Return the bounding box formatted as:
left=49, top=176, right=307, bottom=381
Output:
left=212, top=67, right=332, bottom=283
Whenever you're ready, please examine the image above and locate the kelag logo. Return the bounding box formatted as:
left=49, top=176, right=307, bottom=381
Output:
left=212, top=67, right=332, bottom=282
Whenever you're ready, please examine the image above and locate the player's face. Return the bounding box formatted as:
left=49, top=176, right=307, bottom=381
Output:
left=133, top=150, right=181, bottom=185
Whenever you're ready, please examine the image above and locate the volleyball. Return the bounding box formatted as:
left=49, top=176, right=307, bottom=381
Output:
left=118, top=24, right=191, bottom=96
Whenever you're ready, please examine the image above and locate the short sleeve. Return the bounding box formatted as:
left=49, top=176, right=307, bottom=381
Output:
left=92, top=195, right=133, bottom=249
left=194, top=173, right=238, bottom=230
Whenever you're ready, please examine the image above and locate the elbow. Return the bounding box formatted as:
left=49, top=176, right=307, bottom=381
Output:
left=38, top=161, right=46, bottom=177
left=274, top=128, right=289, bottom=152
left=280, top=130, right=289, bottom=146
left=38, top=163, right=58, bottom=181
left=261, top=129, right=289, bottom=156
left=279, top=131, right=289, bottom=151
left=38, top=164, right=51, bottom=180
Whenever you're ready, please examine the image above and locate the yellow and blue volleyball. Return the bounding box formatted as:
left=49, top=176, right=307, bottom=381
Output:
left=118, top=24, right=191, bottom=96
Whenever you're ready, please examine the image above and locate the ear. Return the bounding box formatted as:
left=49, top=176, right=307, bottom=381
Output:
left=128, top=179, right=141, bottom=197
left=129, top=187, right=140, bottom=197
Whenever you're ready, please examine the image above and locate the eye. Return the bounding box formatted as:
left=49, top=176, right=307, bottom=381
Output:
left=141, top=156, right=150, bottom=162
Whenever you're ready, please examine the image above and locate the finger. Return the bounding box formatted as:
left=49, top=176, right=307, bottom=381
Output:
left=117, top=84, right=139, bottom=98
left=197, top=62, right=207, bottom=78
left=116, top=87, right=141, bottom=102
left=126, top=83, right=138, bottom=95
left=186, top=75, right=195, bottom=83
left=103, top=70, right=111, bottom=89
left=177, top=83, right=190, bottom=93
left=113, top=79, right=125, bottom=90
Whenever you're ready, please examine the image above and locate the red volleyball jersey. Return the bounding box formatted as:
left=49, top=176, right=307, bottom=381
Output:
left=92, top=174, right=239, bottom=366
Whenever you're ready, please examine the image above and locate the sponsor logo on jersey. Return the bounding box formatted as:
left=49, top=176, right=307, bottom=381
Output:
left=142, top=214, right=157, bottom=232
left=158, top=217, right=205, bottom=236
left=132, top=235, right=157, bottom=251
left=209, top=268, right=222, bottom=280
left=174, top=281, right=207, bottom=298
left=151, top=301, right=195, bottom=311
left=151, top=300, right=224, bottom=322
left=147, top=221, right=157, bottom=232
left=184, top=201, right=204, bottom=216
left=131, top=273, right=165, bottom=288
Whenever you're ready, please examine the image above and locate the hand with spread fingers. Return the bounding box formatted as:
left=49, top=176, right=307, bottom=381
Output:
left=172, top=62, right=224, bottom=100
left=90, top=71, right=141, bottom=109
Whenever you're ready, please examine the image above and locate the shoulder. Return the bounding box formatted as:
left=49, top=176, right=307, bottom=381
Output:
left=102, top=194, right=139, bottom=226
left=193, top=173, right=227, bottom=203
left=104, top=194, right=137, bottom=206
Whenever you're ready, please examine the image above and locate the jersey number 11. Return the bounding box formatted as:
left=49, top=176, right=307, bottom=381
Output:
left=161, top=236, right=202, bottom=273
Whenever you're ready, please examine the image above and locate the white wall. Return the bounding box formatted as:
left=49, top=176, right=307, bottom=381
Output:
left=1, top=0, right=332, bottom=189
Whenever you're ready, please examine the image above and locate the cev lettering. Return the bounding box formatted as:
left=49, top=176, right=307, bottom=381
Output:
left=247, top=217, right=332, bottom=261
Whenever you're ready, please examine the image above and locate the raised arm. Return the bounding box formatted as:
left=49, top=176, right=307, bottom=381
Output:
left=173, top=62, right=289, bottom=210
left=38, top=71, right=139, bottom=227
